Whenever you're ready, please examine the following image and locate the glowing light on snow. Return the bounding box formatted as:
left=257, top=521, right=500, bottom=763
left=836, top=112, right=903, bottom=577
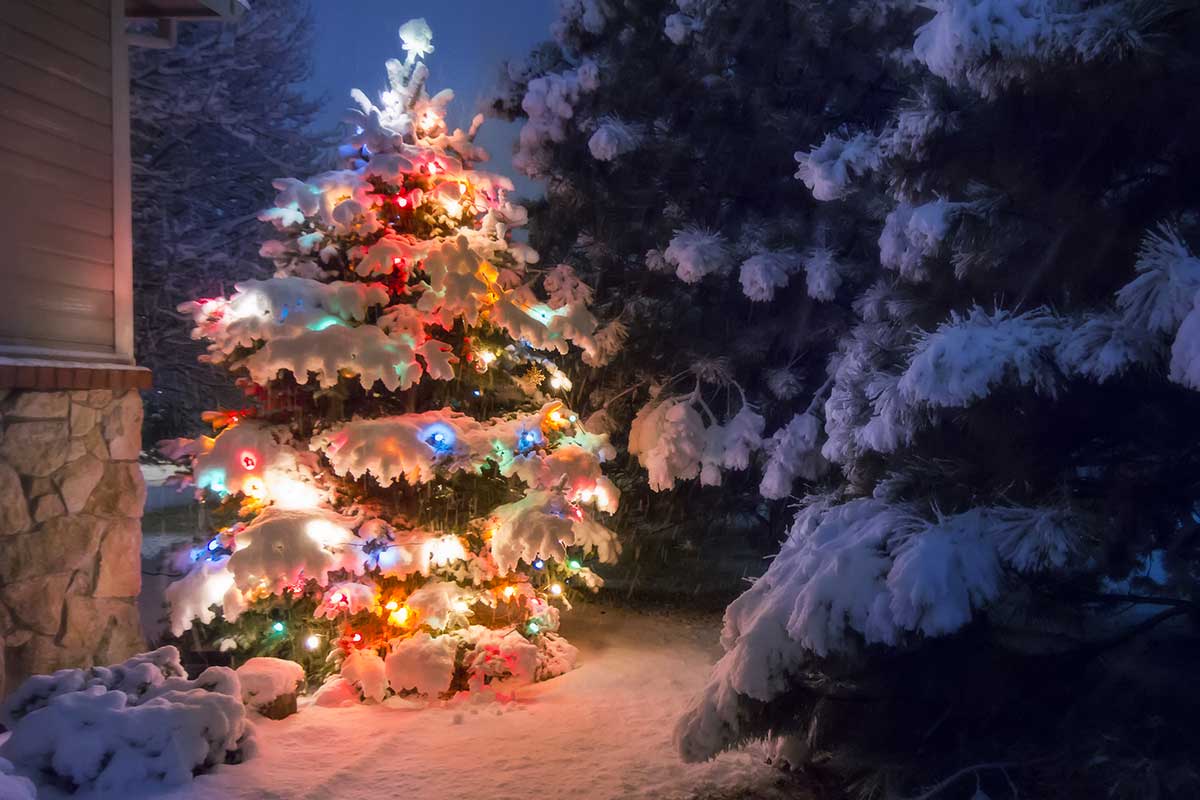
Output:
left=426, top=535, right=467, bottom=566
left=306, top=315, right=345, bottom=332
left=477, top=350, right=497, bottom=366
left=330, top=590, right=348, bottom=606
left=305, top=634, right=321, bottom=651
left=517, top=428, right=542, bottom=452
left=524, top=303, right=568, bottom=326
left=442, top=198, right=463, bottom=217
left=243, top=476, right=267, bottom=500
left=201, top=468, right=229, bottom=495
left=452, top=599, right=470, bottom=613
left=270, top=477, right=321, bottom=510
left=549, top=375, right=566, bottom=390
left=421, top=423, right=456, bottom=455
left=306, top=520, right=347, bottom=548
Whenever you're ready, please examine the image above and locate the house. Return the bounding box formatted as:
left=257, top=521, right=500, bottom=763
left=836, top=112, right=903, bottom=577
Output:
left=0, top=0, right=245, bottom=700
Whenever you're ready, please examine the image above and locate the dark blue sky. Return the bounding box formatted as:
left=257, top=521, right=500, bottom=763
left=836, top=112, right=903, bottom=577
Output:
left=306, top=1, right=556, bottom=197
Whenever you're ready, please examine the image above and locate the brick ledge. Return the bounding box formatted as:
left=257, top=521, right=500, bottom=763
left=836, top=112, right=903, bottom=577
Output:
left=0, top=358, right=152, bottom=391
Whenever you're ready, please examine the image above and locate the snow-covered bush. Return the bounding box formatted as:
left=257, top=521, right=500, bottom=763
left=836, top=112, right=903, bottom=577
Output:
left=0, top=647, right=251, bottom=793
left=0, top=758, right=35, bottom=800
left=235, top=657, right=305, bottom=714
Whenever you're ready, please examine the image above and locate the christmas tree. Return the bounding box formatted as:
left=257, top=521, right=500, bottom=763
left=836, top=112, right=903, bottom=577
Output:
left=160, top=18, right=622, bottom=701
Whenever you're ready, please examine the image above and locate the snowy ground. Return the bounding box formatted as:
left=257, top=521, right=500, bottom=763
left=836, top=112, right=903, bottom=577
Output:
left=141, top=604, right=794, bottom=800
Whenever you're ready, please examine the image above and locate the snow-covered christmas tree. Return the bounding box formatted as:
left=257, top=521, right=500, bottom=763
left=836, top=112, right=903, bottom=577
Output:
left=159, top=18, right=622, bottom=702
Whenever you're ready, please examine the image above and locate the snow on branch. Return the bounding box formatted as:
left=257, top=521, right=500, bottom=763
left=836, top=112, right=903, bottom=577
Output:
left=663, top=228, right=733, bottom=284
left=879, top=199, right=973, bottom=282
left=240, top=323, right=428, bottom=392
left=588, top=116, right=642, bottom=161
left=899, top=307, right=1063, bottom=407
left=676, top=497, right=1080, bottom=761
left=914, top=0, right=1150, bottom=97
left=794, top=131, right=883, bottom=201
left=1116, top=224, right=1200, bottom=335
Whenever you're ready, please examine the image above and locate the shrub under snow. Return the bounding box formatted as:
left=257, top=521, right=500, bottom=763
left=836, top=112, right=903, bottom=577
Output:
left=0, top=647, right=251, bottom=794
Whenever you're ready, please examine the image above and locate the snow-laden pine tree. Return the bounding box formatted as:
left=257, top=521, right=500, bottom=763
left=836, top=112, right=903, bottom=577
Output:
left=132, top=0, right=323, bottom=442
left=503, top=0, right=1200, bottom=795
left=489, top=0, right=919, bottom=595
left=158, top=19, right=621, bottom=702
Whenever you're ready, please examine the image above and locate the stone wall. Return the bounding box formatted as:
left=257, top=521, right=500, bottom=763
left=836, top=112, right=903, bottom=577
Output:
left=0, top=388, right=145, bottom=700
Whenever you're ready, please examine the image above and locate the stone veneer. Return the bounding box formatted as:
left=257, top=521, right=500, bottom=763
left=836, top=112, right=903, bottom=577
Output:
left=0, top=388, right=145, bottom=700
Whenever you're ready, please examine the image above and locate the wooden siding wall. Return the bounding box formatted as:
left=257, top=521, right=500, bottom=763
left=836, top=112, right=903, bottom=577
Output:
left=0, top=0, right=130, bottom=362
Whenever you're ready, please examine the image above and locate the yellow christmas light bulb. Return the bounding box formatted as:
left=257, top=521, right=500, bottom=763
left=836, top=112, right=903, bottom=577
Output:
left=502, top=585, right=516, bottom=599
left=388, top=606, right=411, bottom=626
left=550, top=583, right=563, bottom=596
left=243, top=476, right=267, bottom=500
left=384, top=600, right=399, bottom=611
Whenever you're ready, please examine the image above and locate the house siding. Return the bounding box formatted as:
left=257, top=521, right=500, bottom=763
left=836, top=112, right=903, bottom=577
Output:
left=0, top=0, right=131, bottom=361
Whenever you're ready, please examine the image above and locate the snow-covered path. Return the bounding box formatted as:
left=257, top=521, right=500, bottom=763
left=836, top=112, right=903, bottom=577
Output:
left=154, top=605, right=789, bottom=800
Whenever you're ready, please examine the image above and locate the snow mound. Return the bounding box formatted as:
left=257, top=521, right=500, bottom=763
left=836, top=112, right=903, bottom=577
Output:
left=386, top=632, right=459, bottom=697
left=236, top=658, right=305, bottom=709
left=0, top=758, right=35, bottom=800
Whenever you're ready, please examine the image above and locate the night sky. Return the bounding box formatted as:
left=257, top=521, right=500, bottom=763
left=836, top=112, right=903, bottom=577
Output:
left=305, top=0, right=556, bottom=197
